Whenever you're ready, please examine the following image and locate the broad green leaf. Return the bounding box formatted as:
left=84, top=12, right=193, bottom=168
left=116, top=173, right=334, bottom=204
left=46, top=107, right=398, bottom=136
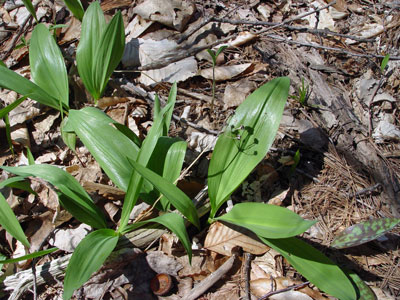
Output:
left=0, top=193, right=30, bottom=247
left=61, top=117, right=76, bottom=153
left=30, top=24, right=69, bottom=109
left=0, top=65, right=62, bottom=111
left=76, top=1, right=125, bottom=100
left=128, top=159, right=199, bottom=229
left=260, top=236, right=357, bottom=300
left=380, top=54, right=390, bottom=73
left=208, top=77, right=290, bottom=218
left=0, top=176, right=36, bottom=195
left=63, top=229, right=119, bottom=300
left=331, top=218, right=400, bottom=249
left=346, top=269, right=376, bottom=300
left=0, top=96, right=27, bottom=118
left=22, top=0, right=37, bottom=21
left=215, top=202, right=316, bottom=238
left=63, top=0, right=84, bottom=21
left=0, top=247, right=58, bottom=264
left=1, top=165, right=107, bottom=229
left=0, top=60, right=6, bottom=67
left=65, top=107, right=139, bottom=191
left=145, top=137, right=187, bottom=209
left=76, top=1, right=106, bottom=99
left=121, top=213, right=192, bottom=262
left=118, top=102, right=175, bottom=230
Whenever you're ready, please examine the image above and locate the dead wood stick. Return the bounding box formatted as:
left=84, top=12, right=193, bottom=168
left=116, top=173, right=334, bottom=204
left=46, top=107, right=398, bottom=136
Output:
left=184, top=254, right=237, bottom=300
left=213, top=18, right=374, bottom=43
left=264, top=34, right=400, bottom=60
left=258, top=281, right=310, bottom=300
left=243, top=253, right=253, bottom=300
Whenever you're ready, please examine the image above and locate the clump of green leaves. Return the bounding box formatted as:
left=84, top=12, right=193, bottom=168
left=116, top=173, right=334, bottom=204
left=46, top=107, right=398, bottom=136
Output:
left=206, top=46, right=227, bottom=111
left=76, top=1, right=125, bottom=103
left=289, top=77, right=309, bottom=106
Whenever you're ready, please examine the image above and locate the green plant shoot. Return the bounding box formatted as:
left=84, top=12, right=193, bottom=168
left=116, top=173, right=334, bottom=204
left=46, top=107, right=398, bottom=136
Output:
left=207, top=45, right=227, bottom=111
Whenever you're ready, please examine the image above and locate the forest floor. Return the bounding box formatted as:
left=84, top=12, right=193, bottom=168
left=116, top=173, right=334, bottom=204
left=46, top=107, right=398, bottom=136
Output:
left=0, top=0, right=399, bottom=299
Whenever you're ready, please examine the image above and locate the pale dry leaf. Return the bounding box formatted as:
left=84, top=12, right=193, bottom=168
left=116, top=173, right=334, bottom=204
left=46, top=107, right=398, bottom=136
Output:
left=125, top=15, right=154, bottom=41
left=48, top=223, right=91, bottom=252
left=159, top=233, right=176, bottom=256
left=223, top=79, right=256, bottom=109
left=251, top=277, right=324, bottom=300
left=217, top=31, right=258, bottom=49
left=251, top=250, right=283, bottom=279
left=177, top=254, right=210, bottom=279
left=97, top=96, right=130, bottom=109
left=10, top=123, right=30, bottom=148
left=122, top=38, right=198, bottom=85
left=188, top=132, right=217, bottom=152
left=100, top=0, right=131, bottom=11
left=268, top=189, right=289, bottom=206
left=200, top=63, right=253, bottom=81
left=82, top=182, right=125, bottom=201
left=59, top=16, right=81, bottom=45
left=27, top=211, right=55, bottom=252
left=146, top=251, right=183, bottom=276
left=132, top=0, right=196, bottom=32
left=204, top=221, right=269, bottom=256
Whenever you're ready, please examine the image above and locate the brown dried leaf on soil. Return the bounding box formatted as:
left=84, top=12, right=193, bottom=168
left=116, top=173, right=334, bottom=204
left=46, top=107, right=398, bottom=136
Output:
left=204, top=221, right=269, bottom=256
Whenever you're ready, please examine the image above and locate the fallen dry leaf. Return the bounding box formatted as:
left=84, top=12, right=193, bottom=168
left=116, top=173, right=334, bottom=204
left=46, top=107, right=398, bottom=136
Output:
left=200, top=63, right=253, bottom=81
left=204, top=221, right=269, bottom=256
left=223, top=78, right=256, bottom=109
left=132, top=0, right=196, bottom=32
left=251, top=277, right=325, bottom=300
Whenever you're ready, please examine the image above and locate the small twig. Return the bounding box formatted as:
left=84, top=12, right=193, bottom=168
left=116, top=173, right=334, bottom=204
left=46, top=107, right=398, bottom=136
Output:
left=243, top=253, right=253, bottom=300
left=32, top=258, right=37, bottom=300
left=349, top=183, right=381, bottom=198
left=184, top=254, right=237, bottom=300
left=1, top=14, right=33, bottom=61
left=264, top=34, right=400, bottom=60
left=213, top=18, right=374, bottom=43
left=177, top=15, right=214, bottom=44
left=172, top=114, right=219, bottom=135
left=258, top=281, right=310, bottom=300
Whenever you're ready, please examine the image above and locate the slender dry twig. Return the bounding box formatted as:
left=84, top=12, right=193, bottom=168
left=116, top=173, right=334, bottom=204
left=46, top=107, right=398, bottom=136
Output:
left=1, top=13, right=33, bottom=61
left=243, top=253, right=253, bottom=300
left=213, top=18, right=374, bottom=43
left=258, top=281, right=310, bottom=300
left=264, top=34, right=400, bottom=60
left=184, top=254, right=237, bottom=300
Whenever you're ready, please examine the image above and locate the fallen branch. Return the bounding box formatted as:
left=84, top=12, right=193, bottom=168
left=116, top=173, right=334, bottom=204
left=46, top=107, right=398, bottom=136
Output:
left=184, top=253, right=237, bottom=300
left=265, top=34, right=400, bottom=60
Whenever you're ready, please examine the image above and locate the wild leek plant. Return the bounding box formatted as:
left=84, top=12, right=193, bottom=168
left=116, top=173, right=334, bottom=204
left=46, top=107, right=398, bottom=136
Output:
left=207, top=46, right=227, bottom=111
left=76, top=1, right=125, bottom=103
